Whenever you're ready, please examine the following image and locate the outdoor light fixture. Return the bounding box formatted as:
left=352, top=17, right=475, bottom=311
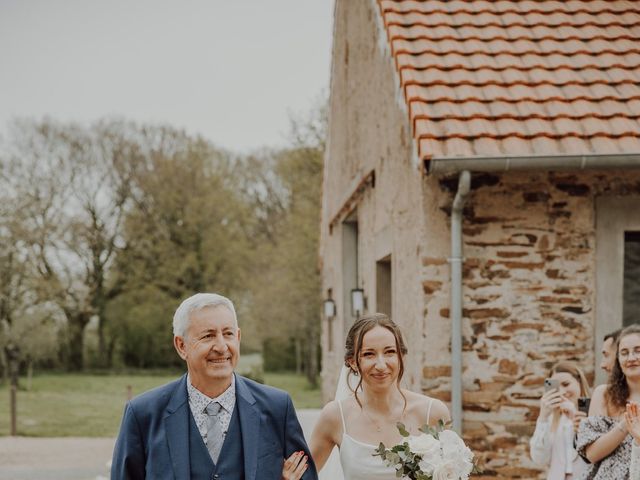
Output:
left=351, top=288, right=365, bottom=317
left=323, top=298, right=336, bottom=318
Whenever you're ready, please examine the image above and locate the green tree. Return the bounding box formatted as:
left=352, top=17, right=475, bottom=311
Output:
left=249, top=98, right=326, bottom=385
left=107, top=127, right=257, bottom=365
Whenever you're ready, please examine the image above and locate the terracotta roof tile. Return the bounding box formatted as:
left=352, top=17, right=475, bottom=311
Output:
left=502, top=136, right=532, bottom=155
left=444, top=138, right=475, bottom=156
left=618, top=136, right=640, bottom=150
left=560, top=136, right=592, bottom=153
left=377, top=0, right=640, bottom=161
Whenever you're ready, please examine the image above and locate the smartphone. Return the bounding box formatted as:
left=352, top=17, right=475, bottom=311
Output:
left=544, top=378, right=559, bottom=392
left=578, top=397, right=591, bottom=414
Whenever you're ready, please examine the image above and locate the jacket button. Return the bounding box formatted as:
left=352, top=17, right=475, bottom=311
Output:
left=213, top=476, right=219, bottom=480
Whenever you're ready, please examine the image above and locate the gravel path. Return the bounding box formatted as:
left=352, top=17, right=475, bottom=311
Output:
left=0, top=410, right=343, bottom=480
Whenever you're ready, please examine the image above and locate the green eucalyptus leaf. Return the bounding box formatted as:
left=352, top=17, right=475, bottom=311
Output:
left=397, top=422, right=410, bottom=437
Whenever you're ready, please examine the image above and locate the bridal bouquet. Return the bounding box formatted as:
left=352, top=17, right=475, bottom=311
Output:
left=374, top=421, right=475, bottom=480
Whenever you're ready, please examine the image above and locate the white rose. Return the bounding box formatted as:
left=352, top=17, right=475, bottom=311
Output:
left=407, top=432, right=439, bottom=456
left=432, top=458, right=458, bottom=480
left=438, top=430, right=474, bottom=478
left=408, top=433, right=441, bottom=474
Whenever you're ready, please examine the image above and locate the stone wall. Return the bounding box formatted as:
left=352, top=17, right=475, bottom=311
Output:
left=421, top=170, right=640, bottom=478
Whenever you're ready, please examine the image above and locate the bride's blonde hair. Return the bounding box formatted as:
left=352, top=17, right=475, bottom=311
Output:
left=344, top=313, right=408, bottom=408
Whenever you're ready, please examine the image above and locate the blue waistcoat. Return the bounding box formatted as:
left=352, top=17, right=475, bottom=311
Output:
left=189, top=404, right=245, bottom=480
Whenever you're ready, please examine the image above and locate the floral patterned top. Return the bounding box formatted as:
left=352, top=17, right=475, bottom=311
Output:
left=575, top=415, right=640, bottom=480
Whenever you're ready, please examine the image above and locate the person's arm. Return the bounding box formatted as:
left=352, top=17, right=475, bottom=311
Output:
left=529, top=418, right=552, bottom=465
left=111, top=403, right=145, bottom=480
left=625, top=402, right=640, bottom=480
left=631, top=442, right=640, bottom=480
left=583, top=386, right=627, bottom=464
left=283, top=395, right=318, bottom=480
left=309, top=401, right=341, bottom=472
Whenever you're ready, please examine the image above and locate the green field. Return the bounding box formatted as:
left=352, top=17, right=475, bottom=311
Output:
left=0, top=371, right=321, bottom=437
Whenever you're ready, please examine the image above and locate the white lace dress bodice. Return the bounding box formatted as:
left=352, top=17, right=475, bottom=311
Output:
left=337, top=398, right=434, bottom=480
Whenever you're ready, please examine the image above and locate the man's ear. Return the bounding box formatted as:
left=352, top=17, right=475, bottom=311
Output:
left=174, top=336, right=188, bottom=360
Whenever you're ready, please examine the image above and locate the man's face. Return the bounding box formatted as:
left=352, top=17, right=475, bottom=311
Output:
left=174, top=305, right=241, bottom=392
left=600, top=337, right=615, bottom=374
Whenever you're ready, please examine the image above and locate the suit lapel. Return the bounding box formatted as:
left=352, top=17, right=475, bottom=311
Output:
left=235, top=375, right=260, bottom=480
left=165, top=374, right=191, bottom=480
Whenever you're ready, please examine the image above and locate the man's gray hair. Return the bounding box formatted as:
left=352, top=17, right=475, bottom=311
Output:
left=172, top=293, right=237, bottom=337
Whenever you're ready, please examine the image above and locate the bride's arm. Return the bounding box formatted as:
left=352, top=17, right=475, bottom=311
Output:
left=309, top=401, right=341, bottom=472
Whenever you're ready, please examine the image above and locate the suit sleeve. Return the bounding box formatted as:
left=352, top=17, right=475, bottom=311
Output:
left=283, top=395, right=319, bottom=480
left=111, top=402, right=146, bottom=480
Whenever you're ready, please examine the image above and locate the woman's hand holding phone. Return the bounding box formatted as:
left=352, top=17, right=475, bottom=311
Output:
left=540, top=388, right=564, bottom=420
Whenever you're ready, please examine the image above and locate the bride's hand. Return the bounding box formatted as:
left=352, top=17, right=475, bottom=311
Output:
left=281, top=450, right=308, bottom=480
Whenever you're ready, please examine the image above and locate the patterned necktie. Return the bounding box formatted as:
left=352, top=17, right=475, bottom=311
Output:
left=205, top=401, right=224, bottom=463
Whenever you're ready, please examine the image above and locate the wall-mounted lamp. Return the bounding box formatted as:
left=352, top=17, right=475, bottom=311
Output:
left=350, top=288, right=365, bottom=317
left=323, top=298, right=336, bottom=318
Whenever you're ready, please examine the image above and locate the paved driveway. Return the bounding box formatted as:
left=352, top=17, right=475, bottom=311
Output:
left=0, top=409, right=343, bottom=480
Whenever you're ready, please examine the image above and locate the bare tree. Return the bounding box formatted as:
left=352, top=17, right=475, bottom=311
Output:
left=3, top=119, right=135, bottom=369
left=0, top=152, right=59, bottom=434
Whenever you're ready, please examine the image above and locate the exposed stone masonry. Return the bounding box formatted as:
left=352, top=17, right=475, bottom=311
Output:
left=421, top=170, right=640, bottom=478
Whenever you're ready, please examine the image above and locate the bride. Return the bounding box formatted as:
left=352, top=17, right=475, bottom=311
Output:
left=282, top=313, right=450, bottom=479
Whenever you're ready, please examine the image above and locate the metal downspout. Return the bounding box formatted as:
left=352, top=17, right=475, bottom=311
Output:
left=451, top=170, right=471, bottom=433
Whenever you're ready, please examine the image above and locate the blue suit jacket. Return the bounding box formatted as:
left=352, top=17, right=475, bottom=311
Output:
left=111, top=374, right=318, bottom=480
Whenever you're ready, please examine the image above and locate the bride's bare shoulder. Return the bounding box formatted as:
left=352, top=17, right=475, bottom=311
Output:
left=404, top=390, right=451, bottom=424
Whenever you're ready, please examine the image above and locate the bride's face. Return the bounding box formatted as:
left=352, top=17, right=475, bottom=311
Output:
left=354, top=326, right=400, bottom=389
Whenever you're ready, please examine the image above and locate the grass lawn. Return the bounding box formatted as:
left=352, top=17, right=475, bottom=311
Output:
left=0, top=371, right=321, bottom=437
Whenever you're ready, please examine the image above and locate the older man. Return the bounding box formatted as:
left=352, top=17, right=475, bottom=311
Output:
left=111, top=293, right=316, bottom=480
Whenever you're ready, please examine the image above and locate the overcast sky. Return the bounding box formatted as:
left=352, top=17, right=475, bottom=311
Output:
left=0, top=0, right=334, bottom=153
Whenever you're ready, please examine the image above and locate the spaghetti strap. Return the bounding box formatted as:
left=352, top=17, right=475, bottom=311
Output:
left=426, top=398, right=434, bottom=425
left=338, top=399, right=347, bottom=434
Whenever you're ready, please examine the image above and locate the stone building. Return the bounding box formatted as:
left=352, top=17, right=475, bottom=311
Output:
left=319, top=0, right=640, bottom=477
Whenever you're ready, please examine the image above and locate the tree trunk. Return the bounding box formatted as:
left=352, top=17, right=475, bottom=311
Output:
left=97, top=316, right=106, bottom=368
left=306, top=327, right=319, bottom=388
left=26, top=359, right=33, bottom=391
left=65, top=313, right=89, bottom=371
left=295, top=338, right=302, bottom=375
left=0, top=348, right=7, bottom=386
left=5, top=345, right=19, bottom=436
left=106, top=335, right=117, bottom=369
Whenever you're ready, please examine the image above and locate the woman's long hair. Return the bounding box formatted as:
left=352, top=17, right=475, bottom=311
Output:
left=549, top=361, right=591, bottom=397
left=343, top=313, right=408, bottom=408
left=606, top=324, right=640, bottom=414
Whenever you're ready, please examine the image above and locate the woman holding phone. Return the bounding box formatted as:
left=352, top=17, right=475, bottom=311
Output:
left=529, top=361, right=590, bottom=479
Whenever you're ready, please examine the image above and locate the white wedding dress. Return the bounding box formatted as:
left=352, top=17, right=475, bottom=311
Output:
left=335, top=367, right=434, bottom=480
